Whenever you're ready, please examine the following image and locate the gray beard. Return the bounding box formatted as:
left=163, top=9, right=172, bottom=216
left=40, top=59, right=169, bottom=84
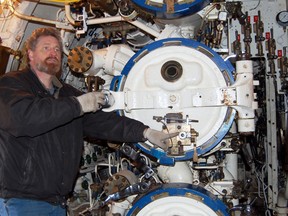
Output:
left=36, top=59, right=60, bottom=76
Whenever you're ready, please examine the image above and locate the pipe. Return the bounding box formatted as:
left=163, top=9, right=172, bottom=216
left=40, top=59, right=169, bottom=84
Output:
left=157, top=161, right=193, bottom=183
left=9, top=1, right=160, bottom=38
left=277, top=188, right=288, bottom=216
left=60, top=29, right=70, bottom=56
left=86, top=15, right=124, bottom=25
left=86, top=16, right=161, bottom=38
left=8, top=0, right=66, bottom=27
left=285, top=175, right=288, bottom=199
left=64, top=3, right=77, bottom=26
left=127, top=19, right=160, bottom=38
left=225, top=153, right=238, bottom=180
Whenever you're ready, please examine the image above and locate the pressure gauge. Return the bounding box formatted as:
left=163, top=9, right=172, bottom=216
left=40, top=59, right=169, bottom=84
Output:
left=276, top=10, right=288, bottom=27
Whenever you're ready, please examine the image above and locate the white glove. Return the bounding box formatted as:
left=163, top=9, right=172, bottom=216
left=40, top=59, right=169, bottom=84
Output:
left=76, top=92, right=106, bottom=114
left=143, top=128, right=178, bottom=151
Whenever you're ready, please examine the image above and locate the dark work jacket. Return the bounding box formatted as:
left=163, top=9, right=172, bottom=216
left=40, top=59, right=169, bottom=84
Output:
left=0, top=67, right=147, bottom=204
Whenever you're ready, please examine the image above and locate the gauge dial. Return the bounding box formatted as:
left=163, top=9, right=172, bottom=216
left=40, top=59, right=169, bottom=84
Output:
left=276, top=10, right=288, bottom=27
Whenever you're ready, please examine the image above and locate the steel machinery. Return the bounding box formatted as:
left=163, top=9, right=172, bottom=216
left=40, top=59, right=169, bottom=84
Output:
left=1, top=0, right=288, bottom=215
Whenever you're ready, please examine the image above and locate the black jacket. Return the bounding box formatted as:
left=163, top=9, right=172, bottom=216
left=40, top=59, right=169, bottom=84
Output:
left=0, top=67, right=147, bottom=203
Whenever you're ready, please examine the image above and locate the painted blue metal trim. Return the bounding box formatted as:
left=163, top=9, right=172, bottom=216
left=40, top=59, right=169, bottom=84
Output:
left=111, top=38, right=235, bottom=164
left=121, top=38, right=235, bottom=84
left=132, top=0, right=212, bottom=19
left=126, top=183, right=229, bottom=216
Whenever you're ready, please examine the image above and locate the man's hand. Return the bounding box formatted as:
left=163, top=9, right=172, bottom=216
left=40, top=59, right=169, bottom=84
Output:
left=143, top=128, right=178, bottom=151
left=76, top=92, right=106, bottom=114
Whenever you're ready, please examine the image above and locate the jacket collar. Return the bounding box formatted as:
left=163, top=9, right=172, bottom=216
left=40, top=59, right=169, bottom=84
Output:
left=27, top=66, right=63, bottom=98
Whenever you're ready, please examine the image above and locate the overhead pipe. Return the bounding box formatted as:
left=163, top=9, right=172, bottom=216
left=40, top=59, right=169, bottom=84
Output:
left=64, top=3, right=81, bottom=27
left=65, top=1, right=161, bottom=38
left=7, top=0, right=71, bottom=28
left=8, top=0, right=160, bottom=38
left=86, top=15, right=160, bottom=38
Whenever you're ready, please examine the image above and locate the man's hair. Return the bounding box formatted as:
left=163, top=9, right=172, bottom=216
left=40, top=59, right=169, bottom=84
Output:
left=24, top=27, right=63, bottom=63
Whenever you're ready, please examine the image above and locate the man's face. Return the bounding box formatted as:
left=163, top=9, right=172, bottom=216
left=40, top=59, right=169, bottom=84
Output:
left=28, top=35, right=62, bottom=76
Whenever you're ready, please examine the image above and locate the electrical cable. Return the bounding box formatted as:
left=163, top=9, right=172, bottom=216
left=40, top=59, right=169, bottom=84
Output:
left=249, top=0, right=261, bottom=11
